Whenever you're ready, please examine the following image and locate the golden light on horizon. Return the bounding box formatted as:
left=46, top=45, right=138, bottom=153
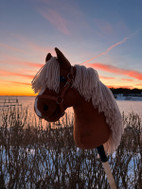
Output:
left=0, top=79, right=141, bottom=96
left=0, top=81, right=36, bottom=96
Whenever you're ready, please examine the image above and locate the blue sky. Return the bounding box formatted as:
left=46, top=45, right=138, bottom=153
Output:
left=0, top=0, right=142, bottom=95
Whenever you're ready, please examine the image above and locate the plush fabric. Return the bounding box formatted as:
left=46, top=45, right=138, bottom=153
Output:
left=32, top=48, right=123, bottom=154
left=72, top=65, right=123, bottom=153
left=32, top=57, right=60, bottom=93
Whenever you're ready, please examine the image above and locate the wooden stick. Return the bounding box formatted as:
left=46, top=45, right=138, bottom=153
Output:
left=97, top=145, right=117, bottom=189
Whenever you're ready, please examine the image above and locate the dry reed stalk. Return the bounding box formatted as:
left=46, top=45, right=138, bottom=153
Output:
left=0, top=106, right=141, bottom=189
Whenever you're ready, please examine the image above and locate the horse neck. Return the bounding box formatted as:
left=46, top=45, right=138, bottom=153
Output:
left=73, top=97, right=95, bottom=123
left=64, top=88, right=95, bottom=120
left=72, top=94, right=111, bottom=151
left=73, top=95, right=108, bottom=127
left=63, top=88, right=80, bottom=109
left=64, top=88, right=106, bottom=126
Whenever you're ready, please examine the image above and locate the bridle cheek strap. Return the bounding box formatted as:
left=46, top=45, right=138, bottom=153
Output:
left=38, top=66, right=74, bottom=116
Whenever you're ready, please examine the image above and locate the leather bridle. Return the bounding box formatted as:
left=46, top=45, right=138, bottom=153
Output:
left=38, top=66, right=74, bottom=116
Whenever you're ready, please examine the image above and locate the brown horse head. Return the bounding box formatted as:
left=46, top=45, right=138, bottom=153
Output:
left=32, top=48, right=123, bottom=154
left=33, top=48, right=78, bottom=122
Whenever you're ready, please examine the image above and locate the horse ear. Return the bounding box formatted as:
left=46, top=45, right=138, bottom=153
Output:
left=45, top=53, right=52, bottom=63
left=55, top=47, right=71, bottom=69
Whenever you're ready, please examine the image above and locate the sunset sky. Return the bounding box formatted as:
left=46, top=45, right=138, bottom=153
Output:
left=0, top=0, right=142, bottom=96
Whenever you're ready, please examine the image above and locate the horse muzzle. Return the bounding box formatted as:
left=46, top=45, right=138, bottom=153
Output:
left=34, top=95, right=64, bottom=122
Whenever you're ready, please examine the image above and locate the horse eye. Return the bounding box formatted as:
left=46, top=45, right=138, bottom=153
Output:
left=60, top=76, right=66, bottom=82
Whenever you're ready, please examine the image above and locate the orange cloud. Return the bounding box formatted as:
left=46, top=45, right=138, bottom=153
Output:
left=100, top=76, right=115, bottom=80
left=88, top=63, right=142, bottom=80
left=107, top=85, right=133, bottom=89
left=121, top=78, right=133, bottom=82
left=136, top=84, right=142, bottom=87
left=0, top=57, right=43, bottom=70
left=20, top=61, right=43, bottom=68
left=39, top=9, right=70, bottom=35
left=9, top=81, right=31, bottom=86
left=0, top=70, right=34, bottom=79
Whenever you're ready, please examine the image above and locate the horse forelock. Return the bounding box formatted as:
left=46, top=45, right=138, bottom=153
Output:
left=31, top=57, right=60, bottom=94
left=72, top=65, right=123, bottom=154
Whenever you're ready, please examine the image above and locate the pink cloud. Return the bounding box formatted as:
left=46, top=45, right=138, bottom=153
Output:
left=39, top=9, right=70, bottom=35
left=26, top=41, right=47, bottom=54
left=10, top=33, right=53, bottom=55
left=0, top=56, right=43, bottom=69
left=0, top=42, right=24, bottom=52
left=100, top=76, right=115, bottom=80
left=9, top=81, right=31, bottom=86
left=121, top=78, right=133, bottom=82
left=136, top=84, right=142, bottom=87
left=19, top=61, right=43, bottom=68
left=88, top=63, right=142, bottom=80
left=0, top=69, right=34, bottom=79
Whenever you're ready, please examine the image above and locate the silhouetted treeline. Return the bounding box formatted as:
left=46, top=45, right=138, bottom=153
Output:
left=110, top=88, right=142, bottom=95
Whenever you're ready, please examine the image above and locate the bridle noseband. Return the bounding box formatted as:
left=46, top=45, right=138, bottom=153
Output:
left=38, top=66, right=74, bottom=116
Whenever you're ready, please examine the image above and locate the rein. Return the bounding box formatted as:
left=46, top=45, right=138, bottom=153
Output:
left=38, top=66, right=74, bottom=115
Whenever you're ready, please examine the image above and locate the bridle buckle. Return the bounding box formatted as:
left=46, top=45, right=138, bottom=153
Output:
left=56, top=96, right=63, bottom=104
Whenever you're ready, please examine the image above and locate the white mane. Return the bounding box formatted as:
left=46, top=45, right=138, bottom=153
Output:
left=72, top=65, right=123, bottom=154
left=32, top=57, right=60, bottom=93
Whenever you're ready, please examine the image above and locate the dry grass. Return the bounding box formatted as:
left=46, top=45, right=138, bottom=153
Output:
left=0, top=106, right=141, bottom=189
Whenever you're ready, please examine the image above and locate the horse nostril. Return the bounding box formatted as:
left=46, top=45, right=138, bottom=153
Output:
left=43, top=104, right=48, bottom=112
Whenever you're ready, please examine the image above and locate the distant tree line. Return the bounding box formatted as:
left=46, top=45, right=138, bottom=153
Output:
left=110, top=88, right=142, bottom=95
